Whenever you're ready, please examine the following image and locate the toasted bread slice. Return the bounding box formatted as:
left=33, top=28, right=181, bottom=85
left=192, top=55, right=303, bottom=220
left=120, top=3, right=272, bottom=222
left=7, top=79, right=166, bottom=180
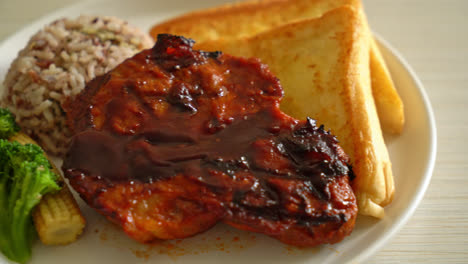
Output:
left=370, top=38, right=405, bottom=134
left=150, top=0, right=404, bottom=134
left=198, top=7, right=394, bottom=218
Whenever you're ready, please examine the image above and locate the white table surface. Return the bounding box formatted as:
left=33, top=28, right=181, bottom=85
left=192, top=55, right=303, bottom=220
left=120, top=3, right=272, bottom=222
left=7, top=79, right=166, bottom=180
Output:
left=1, top=0, right=467, bottom=263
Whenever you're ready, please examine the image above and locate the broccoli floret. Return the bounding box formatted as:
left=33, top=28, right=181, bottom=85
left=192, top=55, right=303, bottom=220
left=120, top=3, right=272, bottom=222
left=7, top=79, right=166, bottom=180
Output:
left=0, top=140, right=60, bottom=263
left=0, top=108, right=20, bottom=139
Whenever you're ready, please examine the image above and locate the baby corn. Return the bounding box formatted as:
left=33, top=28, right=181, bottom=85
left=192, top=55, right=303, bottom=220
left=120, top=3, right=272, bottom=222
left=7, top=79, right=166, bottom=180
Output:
left=9, top=132, right=86, bottom=245
left=32, top=188, right=85, bottom=245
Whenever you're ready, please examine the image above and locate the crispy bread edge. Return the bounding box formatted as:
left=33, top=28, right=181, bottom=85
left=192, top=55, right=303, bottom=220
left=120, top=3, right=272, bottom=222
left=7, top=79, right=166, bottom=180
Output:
left=344, top=8, right=394, bottom=218
left=370, top=38, right=405, bottom=134
left=150, top=0, right=358, bottom=42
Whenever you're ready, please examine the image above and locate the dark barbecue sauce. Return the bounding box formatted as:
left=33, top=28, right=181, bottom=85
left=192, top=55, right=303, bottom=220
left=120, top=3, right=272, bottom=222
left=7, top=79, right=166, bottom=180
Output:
left=63, top=34, right=352, bottom=227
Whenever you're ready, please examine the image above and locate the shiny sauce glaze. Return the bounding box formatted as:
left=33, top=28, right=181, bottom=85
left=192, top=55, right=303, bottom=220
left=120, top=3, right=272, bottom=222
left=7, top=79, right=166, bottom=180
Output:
left=63, top=34, right=356, bottom=245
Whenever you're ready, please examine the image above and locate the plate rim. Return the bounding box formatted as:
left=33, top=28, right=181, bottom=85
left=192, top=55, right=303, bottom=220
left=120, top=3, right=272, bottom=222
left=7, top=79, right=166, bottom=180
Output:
left=348, top=33, right=438, bottom=263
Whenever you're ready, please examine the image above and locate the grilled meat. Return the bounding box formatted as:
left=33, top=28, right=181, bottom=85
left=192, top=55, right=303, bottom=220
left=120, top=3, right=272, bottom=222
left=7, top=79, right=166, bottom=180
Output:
left=63, top=34, right=357, bottom=246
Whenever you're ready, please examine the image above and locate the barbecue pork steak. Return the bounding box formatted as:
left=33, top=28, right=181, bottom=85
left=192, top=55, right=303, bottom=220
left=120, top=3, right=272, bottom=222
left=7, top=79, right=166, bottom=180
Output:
left=63, top=34, right=357, bottom=246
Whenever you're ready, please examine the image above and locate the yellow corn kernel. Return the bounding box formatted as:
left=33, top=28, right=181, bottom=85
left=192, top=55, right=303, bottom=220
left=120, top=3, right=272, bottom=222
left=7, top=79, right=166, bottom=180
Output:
left=32, top=188, right=86, bottom=245
left=8, top=132, right=36, bottom=144
left=9, top=132, right=86, bottom=245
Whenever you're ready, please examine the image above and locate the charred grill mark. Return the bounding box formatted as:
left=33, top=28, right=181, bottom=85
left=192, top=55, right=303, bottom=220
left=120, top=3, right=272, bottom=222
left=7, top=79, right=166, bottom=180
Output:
left=152, top=34, right=221, bottom=71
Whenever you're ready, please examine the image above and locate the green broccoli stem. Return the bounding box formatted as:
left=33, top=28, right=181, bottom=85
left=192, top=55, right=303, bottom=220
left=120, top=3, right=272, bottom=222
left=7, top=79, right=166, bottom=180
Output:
left=0, top=141, right=60, bottom=263
left=0, top=174, right=13, bottom=260
left=10, top=211, right=33, bottom=264
left=2, top=165, right=36, bottom=264
left=10, top=165, right=39, bottom=263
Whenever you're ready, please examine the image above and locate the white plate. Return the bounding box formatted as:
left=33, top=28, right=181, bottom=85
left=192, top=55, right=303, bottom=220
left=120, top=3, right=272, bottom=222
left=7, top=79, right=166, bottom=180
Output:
left=0, top=0, right=436, bottom=263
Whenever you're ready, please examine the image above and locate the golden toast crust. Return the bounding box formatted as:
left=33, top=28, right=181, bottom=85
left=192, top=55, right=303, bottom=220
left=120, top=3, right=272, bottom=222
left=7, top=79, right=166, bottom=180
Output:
left=370, top=38, right=405, bottom=134
left=150, top=0, right=358, bottom=42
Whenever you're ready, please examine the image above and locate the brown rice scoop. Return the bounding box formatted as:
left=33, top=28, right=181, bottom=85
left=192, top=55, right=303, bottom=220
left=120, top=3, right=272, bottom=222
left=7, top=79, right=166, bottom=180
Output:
left=1, top=15, right=153, bottom=155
